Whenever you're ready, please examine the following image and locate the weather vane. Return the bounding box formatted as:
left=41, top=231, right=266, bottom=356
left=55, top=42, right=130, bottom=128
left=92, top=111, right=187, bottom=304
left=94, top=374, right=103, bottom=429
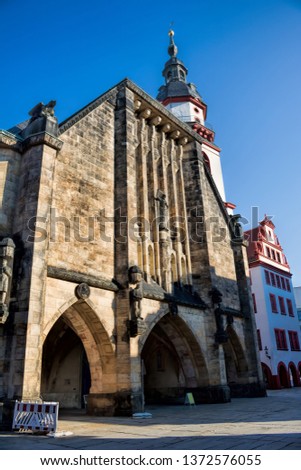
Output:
left=169, top=21, right=175, bottom=37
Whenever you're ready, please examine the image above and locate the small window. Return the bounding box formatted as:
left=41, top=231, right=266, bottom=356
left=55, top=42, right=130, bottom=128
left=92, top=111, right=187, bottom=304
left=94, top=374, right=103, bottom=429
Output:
left=271, top=250, right=276, bottom=260
left=288, top=331, right=301, bottom=351
left=264, top=270, right=270, bottom=285
left=275, top=275, right=281, bottom=288
left=270, top=293, right=278, bottom=313
left=257, top=330, right=262, bottom=350
left=279, top=296, right=286, bottom=315
left=266, top=247, right=271, bottom=258
left=274, top=329, right=288, bottom=350
left=276, top=252, right=281, bottom=263
left=270, top=273, right=276, bottom=286
left=285, top=279, right=291, bottom=292
left=281, top=277, right=286, bottom=290
left=287, top=299, right=294, bottom=316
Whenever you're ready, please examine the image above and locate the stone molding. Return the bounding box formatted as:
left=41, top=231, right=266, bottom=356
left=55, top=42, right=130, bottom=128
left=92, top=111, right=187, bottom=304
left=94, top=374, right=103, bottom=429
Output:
left=47, top=266, right=119, bottom=292
left=0, top=130, right=63, bottom=153
left=22, top=132, right=63, bottom=152
left=0, top=130, right=22, bottom=152
left=58, top=78, right=204, bottom=145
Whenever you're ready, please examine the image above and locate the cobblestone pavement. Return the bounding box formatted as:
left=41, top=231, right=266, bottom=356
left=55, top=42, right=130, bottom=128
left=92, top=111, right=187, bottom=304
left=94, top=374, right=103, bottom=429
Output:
left=1, top=389, right=301, bottom=450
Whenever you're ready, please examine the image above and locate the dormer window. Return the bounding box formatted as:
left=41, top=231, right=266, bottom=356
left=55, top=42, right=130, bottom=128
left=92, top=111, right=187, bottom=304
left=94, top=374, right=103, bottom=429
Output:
left=179, top=70, right=185, bottom=81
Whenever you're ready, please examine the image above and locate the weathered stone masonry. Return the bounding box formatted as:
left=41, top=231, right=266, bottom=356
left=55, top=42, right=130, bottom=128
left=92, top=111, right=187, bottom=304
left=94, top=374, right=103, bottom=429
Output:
left=0, top=79, right=265, bottom=418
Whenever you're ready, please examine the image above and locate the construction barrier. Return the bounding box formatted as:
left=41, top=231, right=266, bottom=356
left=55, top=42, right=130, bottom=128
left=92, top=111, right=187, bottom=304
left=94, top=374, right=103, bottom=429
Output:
left=12, top=401, right=59, bottom=432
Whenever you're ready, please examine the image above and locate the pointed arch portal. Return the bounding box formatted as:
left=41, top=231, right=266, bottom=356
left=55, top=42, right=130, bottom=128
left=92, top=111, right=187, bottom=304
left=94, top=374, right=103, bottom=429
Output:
left=141, top=313, right=208, bottom=404
left=41, top=300, right=116, bottom=409
left=223, top=326, right=249, bottom=396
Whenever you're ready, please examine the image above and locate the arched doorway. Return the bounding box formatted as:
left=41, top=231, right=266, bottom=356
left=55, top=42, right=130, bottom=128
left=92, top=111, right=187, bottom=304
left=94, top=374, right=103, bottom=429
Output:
left=278, top=362, right=290, bottom=388
left=223, top=326, right=249, bottom=396
left=261, top=362, right=273, bottom=389
left=141, top=313, right=208, bottom=405
left=41, top=316, right=91, bottom=409
left=42, top=300, right=116, bottom=410
left=288, top=362, right=300, bottom=387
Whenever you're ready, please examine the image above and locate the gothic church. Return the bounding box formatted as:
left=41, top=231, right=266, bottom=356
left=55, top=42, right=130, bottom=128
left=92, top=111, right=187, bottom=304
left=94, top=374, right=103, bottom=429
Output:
left=0, top=32, right=265, bottom=416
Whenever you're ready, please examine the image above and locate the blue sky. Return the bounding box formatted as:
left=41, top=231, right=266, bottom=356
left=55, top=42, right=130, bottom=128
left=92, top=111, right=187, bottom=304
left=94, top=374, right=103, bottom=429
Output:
left=1, top=0, right=301, bottom=284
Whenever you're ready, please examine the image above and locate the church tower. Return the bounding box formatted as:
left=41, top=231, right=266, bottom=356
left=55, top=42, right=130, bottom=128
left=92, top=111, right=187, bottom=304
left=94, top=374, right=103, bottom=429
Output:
left=157, top=30, right=234, bottom=211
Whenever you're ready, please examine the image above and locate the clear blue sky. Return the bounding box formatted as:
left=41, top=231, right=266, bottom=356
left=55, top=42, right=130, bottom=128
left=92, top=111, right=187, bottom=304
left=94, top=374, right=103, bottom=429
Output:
left=1, top=0, right=301, bottom=284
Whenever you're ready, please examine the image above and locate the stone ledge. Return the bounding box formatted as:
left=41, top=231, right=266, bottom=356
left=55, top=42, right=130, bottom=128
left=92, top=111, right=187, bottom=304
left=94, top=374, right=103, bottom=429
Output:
left=143, top=279, right=207, bottom=309
left=22, top=132, right=63, bottom=152
left=47, top=266, right=119, bottom=292
left=0, top=130, right=22, bottom=152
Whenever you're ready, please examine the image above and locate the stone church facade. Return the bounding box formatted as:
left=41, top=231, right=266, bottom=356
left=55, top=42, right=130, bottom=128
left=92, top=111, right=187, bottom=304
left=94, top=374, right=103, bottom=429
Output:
left=0, top=36, right=265, bottom=417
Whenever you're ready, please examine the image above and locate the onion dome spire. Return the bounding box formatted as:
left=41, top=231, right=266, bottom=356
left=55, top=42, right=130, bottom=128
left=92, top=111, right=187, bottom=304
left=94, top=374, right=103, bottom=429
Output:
left=157, top=30, right=202, bottom=103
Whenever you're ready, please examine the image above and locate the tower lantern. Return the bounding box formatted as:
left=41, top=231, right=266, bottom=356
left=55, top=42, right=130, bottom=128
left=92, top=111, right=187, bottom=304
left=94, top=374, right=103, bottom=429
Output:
left=157, top=30, right=236, bottom=210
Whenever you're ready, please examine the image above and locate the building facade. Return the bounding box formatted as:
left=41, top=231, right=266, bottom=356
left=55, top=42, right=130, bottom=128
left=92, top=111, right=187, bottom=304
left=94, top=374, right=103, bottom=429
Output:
left=0, top=33, right=265, bottom=417
left=293, top=287, right=301, bottom=329
left=246, top=217, right=301, bottom=389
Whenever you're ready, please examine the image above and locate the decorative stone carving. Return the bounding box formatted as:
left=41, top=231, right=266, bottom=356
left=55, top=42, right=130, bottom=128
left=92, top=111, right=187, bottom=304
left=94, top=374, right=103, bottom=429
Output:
left=229, top=214, right=243, bottom=242
left=209, top=287, right=228, bottom=344
left=128, top=317, right=147, bottom=337
left=139, top=108, right=151, bottom=119
left=131, top=281, right=143, bottom=319
left=209, top=287, right=223, bottom=306
left=0, top=238, right=15, bottom=324
left=155, top=190, right=169, bottom=231
left=129, top=266, right=145, bottom=337
left=150, top=116, right=162, bottom=126
left=129, top=266, right=143, bottom=317
left=75, top=283, right=90, bottom=300
left=21, top=100, right=58, bottom=139
left=134, top=100, right=142, bottom=110
left=214, top=306, right=228, bottom=344
left=170, top=130, right=180, bottom=139
left=179, top=137, right=188, bottom=146
left=29, top=100, right=56, bottom=120
left=162, top=123, right=171, bottom=133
